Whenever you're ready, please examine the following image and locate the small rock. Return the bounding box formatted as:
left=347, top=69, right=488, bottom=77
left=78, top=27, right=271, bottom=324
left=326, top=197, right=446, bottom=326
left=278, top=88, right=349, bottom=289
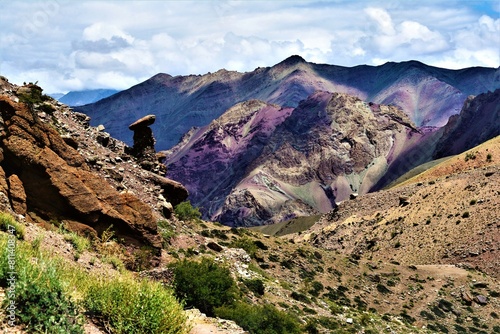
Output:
left=399, top=196, right=410, bottom=206
left=474, top=295, right=488, bottom=305
left=461, top=291, right=474, bottom=304
left=207, top=242, right=223, bottom=252
left=97, top=124, right=105, bottom=131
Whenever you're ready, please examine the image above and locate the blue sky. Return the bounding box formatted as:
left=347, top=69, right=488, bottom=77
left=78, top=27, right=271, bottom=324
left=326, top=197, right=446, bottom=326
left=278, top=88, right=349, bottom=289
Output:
left=0, top=0, right=498, bottom=93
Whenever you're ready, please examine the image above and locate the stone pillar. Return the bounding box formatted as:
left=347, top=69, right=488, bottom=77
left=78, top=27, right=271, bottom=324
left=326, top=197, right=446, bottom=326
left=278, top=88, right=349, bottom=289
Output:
left=129, top=115, right=156, bottom=163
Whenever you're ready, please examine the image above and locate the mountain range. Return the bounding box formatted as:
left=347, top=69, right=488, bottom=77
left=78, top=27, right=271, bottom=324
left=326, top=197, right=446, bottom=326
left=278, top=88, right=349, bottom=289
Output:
left=57, top=89, right=120, bottom=106
left=0, top=68, right=499, bottom=334
left=75, top=56, right=499, bottom=150
left=74, top=56, right=500, bottom=226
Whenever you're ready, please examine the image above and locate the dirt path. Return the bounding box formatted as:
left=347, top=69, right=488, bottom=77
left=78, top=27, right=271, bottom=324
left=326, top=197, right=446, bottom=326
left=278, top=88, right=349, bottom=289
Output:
left=186, top=310, right=246, bottom=334
left=414, top=264, right=469, bottom=278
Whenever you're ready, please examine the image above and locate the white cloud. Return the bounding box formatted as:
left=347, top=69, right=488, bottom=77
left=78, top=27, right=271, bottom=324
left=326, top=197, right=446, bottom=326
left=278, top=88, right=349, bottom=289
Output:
left=0, top=0, right=498, bottom=93
left=363, top=8, right=449, bottom=57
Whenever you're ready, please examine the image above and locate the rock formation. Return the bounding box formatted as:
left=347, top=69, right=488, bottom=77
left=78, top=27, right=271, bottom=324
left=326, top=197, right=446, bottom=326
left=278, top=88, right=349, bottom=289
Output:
left=129, top=114, right=156, bottom=159
left=0, top=81, right=187, bottom=250
left=127, top=114, right=169, bottom=176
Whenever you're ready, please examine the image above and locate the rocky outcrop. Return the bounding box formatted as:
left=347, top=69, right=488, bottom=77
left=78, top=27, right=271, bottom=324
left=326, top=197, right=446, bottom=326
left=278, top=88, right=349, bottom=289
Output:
left=0, top=87, right=161, bottom=249
left=7, top=174, right=26, bottom=215
left=129, top=114, right=156, bottom=159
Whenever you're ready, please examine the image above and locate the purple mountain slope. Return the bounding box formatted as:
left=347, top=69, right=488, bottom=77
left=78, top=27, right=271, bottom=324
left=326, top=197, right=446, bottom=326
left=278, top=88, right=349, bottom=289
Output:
left=165, top=92, right=431, bottom=226
left=369, top=89, right=500, bottom=192
left=433, top=89, right=500, bottom=158
left=75, top=56, right=499, bottom=150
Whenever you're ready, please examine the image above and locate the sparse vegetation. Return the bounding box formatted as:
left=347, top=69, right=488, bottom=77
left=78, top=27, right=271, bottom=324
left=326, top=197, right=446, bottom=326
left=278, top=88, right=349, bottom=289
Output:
left=0, top=233, right=189, bottom=334
left=174, top=201, right=202, bottom=221
left=465, top=151, right=477, bottom=162
left=64, top=231, right=91, bottom=255
left=0, top=212, right=26, bottom=239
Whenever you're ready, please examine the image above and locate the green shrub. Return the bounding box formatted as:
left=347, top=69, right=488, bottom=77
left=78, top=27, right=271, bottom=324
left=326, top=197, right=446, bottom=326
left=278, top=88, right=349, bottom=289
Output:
left=18, top=84, right=46, bottom=104
left=0, top=212, right=25, bottom=239
left=291, top=291, right=310, bottom=304
left=0, top=236, right=84, bottom=333
left=174, top=201, right=202, bottom=221
left=64, top=232, right=91, bottom=255
left=170, top=258, right=237, bottom=316
left=243, top=278, right=265, bottom=296
left=465, top=152, right=476, bottom=162
left=85, top=278, right=187, bottom=334
left=215, top=302, right=302, bottom=334
left=0, top=234, right=189, bottom=334
left=308, top=280, right=324, bottom=297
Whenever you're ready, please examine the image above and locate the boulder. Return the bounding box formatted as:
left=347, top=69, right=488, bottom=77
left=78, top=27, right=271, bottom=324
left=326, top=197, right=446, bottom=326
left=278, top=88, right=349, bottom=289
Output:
left=129, top=115, right=156, bottom=130
left=145, top=170, right=188, bottom=206
left=474, top=295, right=488, bottom=305
left=7, top=174, right=26, bottom=215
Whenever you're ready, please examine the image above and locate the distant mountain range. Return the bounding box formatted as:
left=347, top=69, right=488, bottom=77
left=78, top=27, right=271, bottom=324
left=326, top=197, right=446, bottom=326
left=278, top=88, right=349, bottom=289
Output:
left=75, top=56, right=499, bottom=150
left=74, top=56, right=499, bottom=226
left=55, top=89, right=120, bottom=106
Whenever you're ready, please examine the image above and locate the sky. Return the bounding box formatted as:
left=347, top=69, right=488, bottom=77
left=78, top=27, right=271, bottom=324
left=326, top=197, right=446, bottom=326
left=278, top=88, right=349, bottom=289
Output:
left=0, top=0, right=499, bottom=94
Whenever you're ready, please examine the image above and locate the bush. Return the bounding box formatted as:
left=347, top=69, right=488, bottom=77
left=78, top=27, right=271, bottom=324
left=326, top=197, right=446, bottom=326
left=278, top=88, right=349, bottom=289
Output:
left=308, top=280, right=324, bottom=297
left=64, top=232, right=91, bottom=255
left=170, top=258, right=237, bottom=316
left=465, top=152, right=476, bottom=162
left=215, top=302, right=302, bottom=334
left=85, top=278, right=187, bottom=334
left=243, top=278, right=265, bottom=296
left=0, top=212, right=25, bottom=239
left=0, top=234, right=189, bottom=334
left=174, top=201, right=202, bottom=221
left=0, top=236, right=84, bottom=333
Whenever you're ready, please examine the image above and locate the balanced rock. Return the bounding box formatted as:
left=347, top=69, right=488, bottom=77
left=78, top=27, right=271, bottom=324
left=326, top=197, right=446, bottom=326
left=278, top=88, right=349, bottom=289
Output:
left=128, top=115, right=156, bottom=163
left=129, top=114, right=156, bottom=130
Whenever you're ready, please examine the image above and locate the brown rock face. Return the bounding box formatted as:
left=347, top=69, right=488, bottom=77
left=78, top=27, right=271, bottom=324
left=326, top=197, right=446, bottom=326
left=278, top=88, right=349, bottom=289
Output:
left=0, top=93, right=161, bottom=249
left=7, top=174, right=26, bottom=215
